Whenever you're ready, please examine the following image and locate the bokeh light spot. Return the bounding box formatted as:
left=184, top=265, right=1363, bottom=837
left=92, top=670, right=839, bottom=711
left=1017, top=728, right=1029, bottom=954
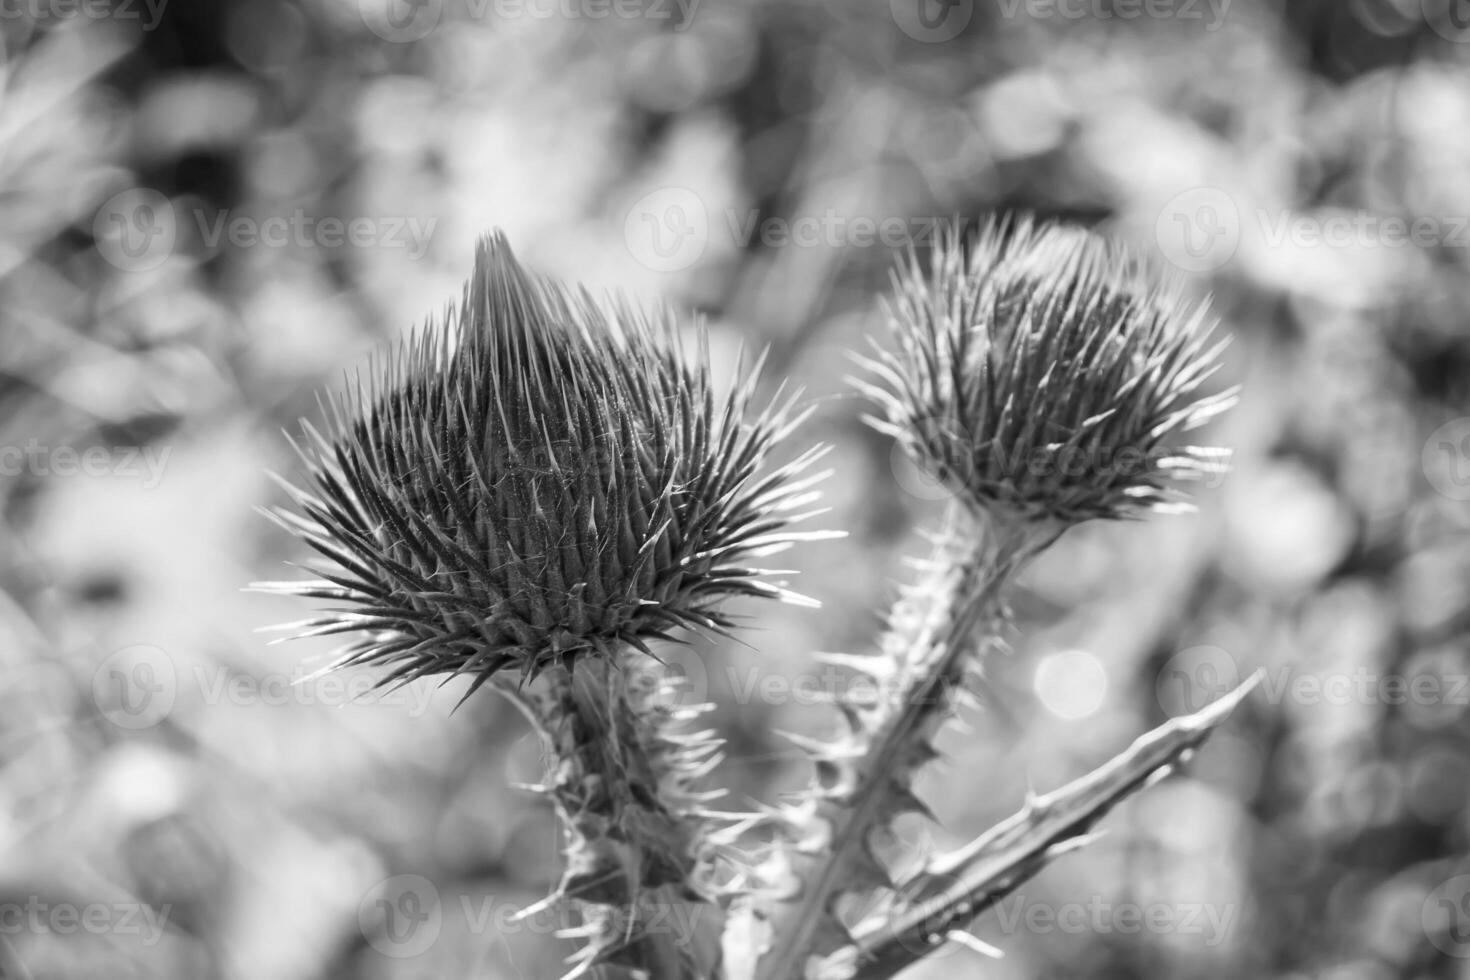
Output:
left=1034, top=649, right=1109, bottom=721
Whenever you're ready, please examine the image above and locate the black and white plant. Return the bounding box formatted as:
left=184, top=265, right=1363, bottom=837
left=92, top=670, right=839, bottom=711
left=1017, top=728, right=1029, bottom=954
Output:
left=259, top=219, right=1254, bottom=980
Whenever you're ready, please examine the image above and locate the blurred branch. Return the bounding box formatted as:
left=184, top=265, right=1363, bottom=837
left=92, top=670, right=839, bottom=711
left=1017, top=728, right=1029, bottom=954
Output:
left=816, top=673, right=1262, bottom=980
left=0, top=936, right=32, bottom=980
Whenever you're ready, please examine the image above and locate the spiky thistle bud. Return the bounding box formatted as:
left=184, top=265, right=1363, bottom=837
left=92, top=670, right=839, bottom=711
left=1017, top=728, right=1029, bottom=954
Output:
left=260, top=232, right=828, bottom=702
left=861, top=217, right=1237, bottom=524
left=747, top=219, right=1239, bottom=980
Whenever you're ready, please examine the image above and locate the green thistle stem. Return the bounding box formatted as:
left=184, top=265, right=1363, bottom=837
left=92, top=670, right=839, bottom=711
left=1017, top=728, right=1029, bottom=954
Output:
left=757, top=503, right=1057, bottom=979
left=822, top=674, right=1261, bottom=980
left=502, top=657, right=726, bottom=978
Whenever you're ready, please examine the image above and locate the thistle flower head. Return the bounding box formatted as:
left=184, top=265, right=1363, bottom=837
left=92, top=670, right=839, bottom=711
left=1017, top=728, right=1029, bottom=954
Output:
left=863, top=217, right=1236, bottom=524
left=262, top=233, right=827, bottom=698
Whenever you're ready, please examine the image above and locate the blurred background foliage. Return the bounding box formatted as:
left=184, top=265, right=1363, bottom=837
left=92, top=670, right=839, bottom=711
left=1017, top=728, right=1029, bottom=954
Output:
left=1, top=0, right=1469, bottom=977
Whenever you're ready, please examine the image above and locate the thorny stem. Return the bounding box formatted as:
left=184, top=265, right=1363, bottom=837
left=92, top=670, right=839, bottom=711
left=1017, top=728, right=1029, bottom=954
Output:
left=497, top=659, right=723, bottom=979
left=756, top=501, right=1059, bottom=980
left=834, top=673, right=1261, bottom=980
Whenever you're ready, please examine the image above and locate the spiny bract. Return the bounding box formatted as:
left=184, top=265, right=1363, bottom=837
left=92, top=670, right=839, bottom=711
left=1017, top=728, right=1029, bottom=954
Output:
left=261, top=233, right=828, bottom=701
left=861, top=217, right=1237, bottom=524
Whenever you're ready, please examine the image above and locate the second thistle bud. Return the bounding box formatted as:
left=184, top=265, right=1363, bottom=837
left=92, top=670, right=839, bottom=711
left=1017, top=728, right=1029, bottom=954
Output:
left=863, top=218, right=1237, bottom=525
